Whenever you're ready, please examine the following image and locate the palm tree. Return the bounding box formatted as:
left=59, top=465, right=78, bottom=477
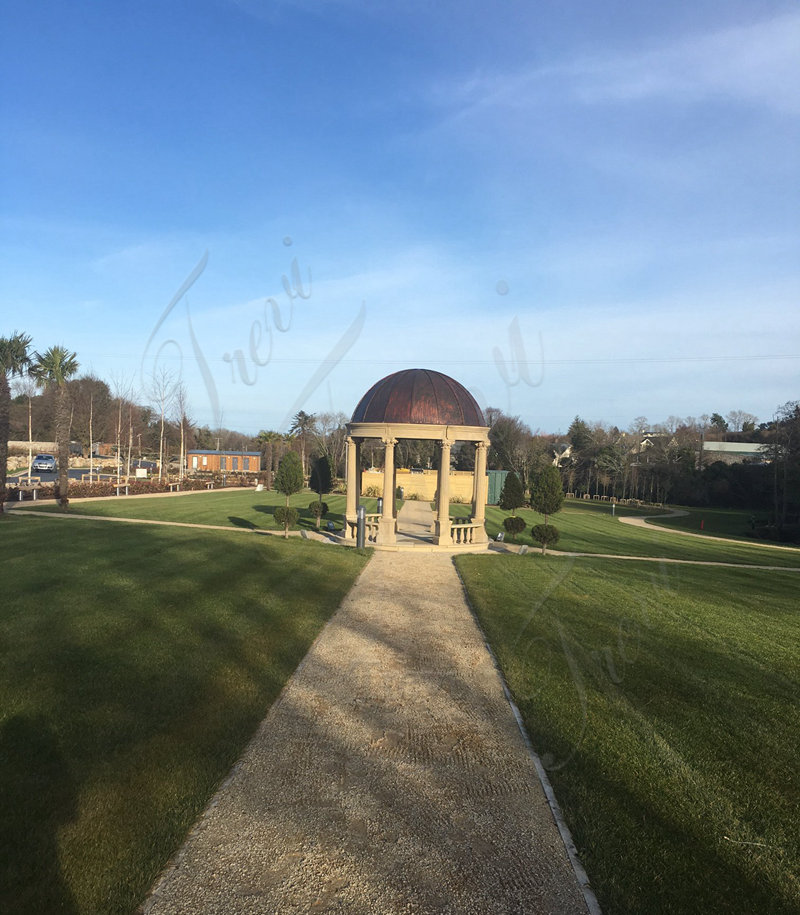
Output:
left=0, top=331, right=33, bottom=513
left=31, top=346, right=79, bottom=508
left=288, top=410, right=317, bottom=478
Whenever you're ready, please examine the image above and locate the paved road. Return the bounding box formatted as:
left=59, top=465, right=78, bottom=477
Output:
left=142, top=551, right=593, bottom=915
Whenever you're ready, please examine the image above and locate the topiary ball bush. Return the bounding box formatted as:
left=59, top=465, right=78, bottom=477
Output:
left=503, top=515, right=527, bottom=542
left=274, top=505, right=299, bottom=536
left=531, top=523, right=560, bottom=553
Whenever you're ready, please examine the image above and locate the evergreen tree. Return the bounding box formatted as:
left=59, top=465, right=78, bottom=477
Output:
left=530, top=465, right=564, bottom=526
left=498, top=471, right=524, bottom=515
left=273, top=451, right=303, bottom=538
left=568, top=416, right=593, bottom=452
left=310, top=453, right=333, bottom=499
left=274, top=451, right=303, bottom=507
left=309, top=453, right=333, bottom=530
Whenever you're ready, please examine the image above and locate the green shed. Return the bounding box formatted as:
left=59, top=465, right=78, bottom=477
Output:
left=487, top=470, right=509, bottom=506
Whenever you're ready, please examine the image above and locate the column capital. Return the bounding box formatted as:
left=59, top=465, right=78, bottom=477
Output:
left=381, top=436, right=398, bottom=447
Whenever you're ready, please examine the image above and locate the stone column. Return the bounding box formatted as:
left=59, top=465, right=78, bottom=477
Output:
left=345, top=436, right=359, bottom=539
left=472, top=440, right=488, bottom=543
left=434, top=439, right=452, bottom=545
left=378, top=437, right=397, bottom=544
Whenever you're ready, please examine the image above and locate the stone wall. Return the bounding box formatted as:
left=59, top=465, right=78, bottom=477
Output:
left=361, top=468, right=476, bottom=502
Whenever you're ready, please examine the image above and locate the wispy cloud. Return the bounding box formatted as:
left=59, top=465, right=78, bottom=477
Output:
left=439, top=10, right=800, bottom=119
left=571, top=10, right=800, bottom=114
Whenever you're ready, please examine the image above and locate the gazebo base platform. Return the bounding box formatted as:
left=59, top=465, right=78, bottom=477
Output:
left=336, top=537, right=492, bottom=553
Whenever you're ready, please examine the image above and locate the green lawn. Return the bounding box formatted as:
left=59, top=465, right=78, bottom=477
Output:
left=645, top=505, right=771, bottom=540
left=0, top=515, right=369, bottom=915
left=455, top=554, right=800, bottom=915
left=450, top=500, right=800, bottom=567
left=7, top=490, right=800, bottom=913
left=28, top=490, right=800, bottom=566
left=18, top=488, right=380, bottom=533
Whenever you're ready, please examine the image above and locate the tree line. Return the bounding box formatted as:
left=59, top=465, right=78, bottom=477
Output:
left=1, top=333, right=80, bottom=510
left=491, top=406, right=800, bottom=541
left=0, top=332, right=351, bottom=513
left=3, top=329, right=797, bottom=536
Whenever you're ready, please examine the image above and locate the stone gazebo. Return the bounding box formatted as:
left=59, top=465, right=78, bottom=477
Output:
left=344, top=369, right=490, bottom=546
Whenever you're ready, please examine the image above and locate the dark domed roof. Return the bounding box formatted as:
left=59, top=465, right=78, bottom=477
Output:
left=351, top=369, right=485, bottom=426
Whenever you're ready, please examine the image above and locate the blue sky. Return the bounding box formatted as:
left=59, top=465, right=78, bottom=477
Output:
left=2, top=0, right=798, bottom=435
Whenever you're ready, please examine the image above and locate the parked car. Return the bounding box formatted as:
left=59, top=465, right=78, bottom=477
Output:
left=31, top=454, right=57, bottom=473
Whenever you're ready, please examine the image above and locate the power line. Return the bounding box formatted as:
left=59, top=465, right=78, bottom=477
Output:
left=72, top=353, right=800, bottom=366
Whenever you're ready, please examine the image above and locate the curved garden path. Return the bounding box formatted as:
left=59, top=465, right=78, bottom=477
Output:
left=618, top=508, right=800, bottom=553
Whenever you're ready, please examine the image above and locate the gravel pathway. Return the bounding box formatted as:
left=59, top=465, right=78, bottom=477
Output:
left=141, top=551, right=590, bottom=914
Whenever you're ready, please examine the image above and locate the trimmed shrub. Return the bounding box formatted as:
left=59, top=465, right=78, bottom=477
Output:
left=531, top=523, right=560, bottom=554
left=274, top=505, right=299, bottom=538
left=363, top=485, right=381, bottom=498
left=308, top=500, right=329, bottom=529
left=503, top=515, right=527, bottom=542
left=9, top=472, right=261, bottom=504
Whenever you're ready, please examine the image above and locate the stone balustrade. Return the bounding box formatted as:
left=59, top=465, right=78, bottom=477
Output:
left=450, top=521, right=481, bottom=545
left=364, top=513, right=381, bottom=542
left=346, top=513, right=382, bottom=543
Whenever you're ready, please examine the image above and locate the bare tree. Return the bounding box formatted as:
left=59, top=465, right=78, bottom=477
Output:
left=726, top=410, right=759, bottom=434
left=125, top=390, right=140, bottom=481
left=488, top=410, right=534, bottom=484
left=11, top=374, right=37, bottom=477
left=314, top=411, right=349, bottom=477
left=148, top=368, right=177, bottom=481
left=89, top=390, right=94, bottom=480
left=111, top=375, right=135, bottom=485
left=174, top=383, right=191, bottom=481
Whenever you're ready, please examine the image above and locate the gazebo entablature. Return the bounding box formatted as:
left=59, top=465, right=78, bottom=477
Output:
left=344, top=421, right=490, bottom=546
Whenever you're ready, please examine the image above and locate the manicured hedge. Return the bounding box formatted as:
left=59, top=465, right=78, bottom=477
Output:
left=7, top=474, right=255, bottom=503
